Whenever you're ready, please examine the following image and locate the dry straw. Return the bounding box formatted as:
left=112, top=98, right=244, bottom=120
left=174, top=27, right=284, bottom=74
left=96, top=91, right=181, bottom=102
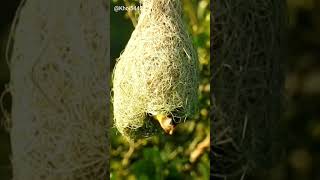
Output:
left=212, top=0, right=286, bottom=178
left=4, top=0, right=109, bottom=179
left=112, top=0, right=199, bottom=140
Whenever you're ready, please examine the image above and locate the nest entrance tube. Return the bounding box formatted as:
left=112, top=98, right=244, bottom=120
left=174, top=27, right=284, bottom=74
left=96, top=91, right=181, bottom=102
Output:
left=7, top=0, right=109, bottom=179
left=112, top=0, right=199, bottom=140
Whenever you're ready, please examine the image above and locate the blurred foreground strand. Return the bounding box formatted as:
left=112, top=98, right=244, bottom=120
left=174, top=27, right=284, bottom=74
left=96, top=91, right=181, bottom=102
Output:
left=7, top=0, right=109, bottom=179
left=211, top=0, right=286, bottom=178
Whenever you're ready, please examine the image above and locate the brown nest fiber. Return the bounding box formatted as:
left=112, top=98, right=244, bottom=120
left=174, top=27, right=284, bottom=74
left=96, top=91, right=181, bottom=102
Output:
left=112, top=0, right=199, bottom=140
left=211, top=0, right=286, bottom=178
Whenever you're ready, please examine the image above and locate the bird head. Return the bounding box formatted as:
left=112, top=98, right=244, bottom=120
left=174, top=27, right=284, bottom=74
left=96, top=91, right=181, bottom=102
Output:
left=152, top=114, right=177, bottom=135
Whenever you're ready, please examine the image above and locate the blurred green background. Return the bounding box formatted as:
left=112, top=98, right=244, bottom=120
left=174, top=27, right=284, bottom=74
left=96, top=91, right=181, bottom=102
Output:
left=261, top=1, right=320, bottom=180
left=249, top=1, right=320, bottom=179
left=110, top=0, right=210, bottom=179
left=0, top=0, right=319, bottom=180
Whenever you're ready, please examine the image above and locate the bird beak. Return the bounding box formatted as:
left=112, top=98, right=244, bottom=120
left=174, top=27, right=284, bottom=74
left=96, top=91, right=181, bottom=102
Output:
left=168, top=128, right=174, bottom=135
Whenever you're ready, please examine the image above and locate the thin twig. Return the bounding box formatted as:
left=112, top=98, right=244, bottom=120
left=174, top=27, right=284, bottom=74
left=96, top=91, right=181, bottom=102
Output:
left=123, top=0, right=139, bottom=27
left=190, top=134, right=210, bottom=163
left=122, top=140, right=135, bottom=166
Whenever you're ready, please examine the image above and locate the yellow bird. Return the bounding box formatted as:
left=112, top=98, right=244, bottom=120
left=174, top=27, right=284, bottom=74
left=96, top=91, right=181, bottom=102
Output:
left=152, top=114, right=176, bottom=135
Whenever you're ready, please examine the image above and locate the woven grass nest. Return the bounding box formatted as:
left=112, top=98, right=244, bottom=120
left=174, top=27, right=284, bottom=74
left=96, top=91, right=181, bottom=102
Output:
left=211, top=0, right=286, bottom=178
left=112, top=0, right=199, bottom=140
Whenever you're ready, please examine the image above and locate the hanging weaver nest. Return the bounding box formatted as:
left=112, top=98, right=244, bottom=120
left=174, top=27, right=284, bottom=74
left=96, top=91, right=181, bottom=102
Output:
left=112, top=0, right=199, bottom=140
left=3, top=0, right=109, bottom=179
left=211, top=0, right=286, bottom=178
